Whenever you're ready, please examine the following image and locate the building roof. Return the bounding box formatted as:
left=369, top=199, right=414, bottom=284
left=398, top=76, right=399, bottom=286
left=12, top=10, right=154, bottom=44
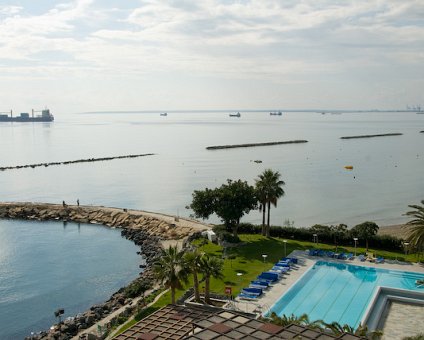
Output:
left=113, top=304, right=222, bottom=340
left=114, top=304, right=364, bottom=340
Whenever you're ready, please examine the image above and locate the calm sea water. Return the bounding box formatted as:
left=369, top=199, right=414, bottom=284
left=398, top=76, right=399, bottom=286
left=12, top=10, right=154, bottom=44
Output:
left=0, top=220, right=140, bottom=339
left=0, top=111, right=422, bottom=337
left=0, top=111, right=422, bottom=226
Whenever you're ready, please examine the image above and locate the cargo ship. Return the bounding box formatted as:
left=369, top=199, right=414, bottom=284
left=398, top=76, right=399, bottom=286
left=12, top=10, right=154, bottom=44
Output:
left=0, top=109, right=54, bottom=122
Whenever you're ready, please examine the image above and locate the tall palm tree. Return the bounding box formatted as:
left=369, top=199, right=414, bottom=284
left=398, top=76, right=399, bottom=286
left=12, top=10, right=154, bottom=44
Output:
left=184, top=250, right=203, bottom=303
left=403, top=200, right=424, bottom=252
left=153, top=245, right=187, bottom=304
left=255, top=169, right=285, bottom=237
left=200, top=255, right=224, bottom=304
left=255, top=183, right=268, bottom=236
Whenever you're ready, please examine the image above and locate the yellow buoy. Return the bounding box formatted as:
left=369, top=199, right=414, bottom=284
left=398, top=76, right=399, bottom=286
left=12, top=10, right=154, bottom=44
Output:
left=344, top=165, right=353, bottom=170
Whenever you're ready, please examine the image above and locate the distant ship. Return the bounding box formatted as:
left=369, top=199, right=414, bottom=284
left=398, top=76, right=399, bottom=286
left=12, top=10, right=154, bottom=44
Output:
left=229, top=112, right=241, bottom=117
left=160, top=112, right=168, bottom=116
left=270, top=111, right=282, bottom=116
left=0, top=109, right=54, bottom=122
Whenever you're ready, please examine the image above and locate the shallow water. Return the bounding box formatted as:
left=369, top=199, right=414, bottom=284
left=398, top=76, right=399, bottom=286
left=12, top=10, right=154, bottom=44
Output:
left=0, top=220, right=140, bottom=339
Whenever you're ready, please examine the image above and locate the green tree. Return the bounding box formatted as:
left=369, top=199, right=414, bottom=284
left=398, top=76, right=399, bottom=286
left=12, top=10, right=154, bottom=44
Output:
left=189, top=188, right=216, bottom=219
left=351, top=221, right=379, bottom=251
left=153, top=246, right=187, bottom=304
left=331, top=224, right=348, bottom=252
left=190, top=179, right=257, bottom=237
left=184, top=250, right=203, bottom=303
left=200, top=255, right=224, bottom=304
left=255, top=169, right=285, bottom=237
left=403, top=200, right=424, bottom=252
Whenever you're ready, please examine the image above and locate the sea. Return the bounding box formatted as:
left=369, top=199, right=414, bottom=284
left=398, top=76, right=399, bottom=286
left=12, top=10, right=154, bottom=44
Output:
left=0, top=110, right=423, bottom=338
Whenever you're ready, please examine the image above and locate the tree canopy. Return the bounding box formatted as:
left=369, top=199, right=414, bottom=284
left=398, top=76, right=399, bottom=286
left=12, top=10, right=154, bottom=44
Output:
left=190, top=179, right=257, bottom=236
left=351, top=221, right=379, bottom=251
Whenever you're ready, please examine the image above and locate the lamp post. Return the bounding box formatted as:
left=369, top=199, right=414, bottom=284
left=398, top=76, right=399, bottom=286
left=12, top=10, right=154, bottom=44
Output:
left=236, top=272, right=243, bottom=289
left=313, top=234, right=318, bottom=245
left=353, top=238, right=358, bottom=256
left=262, top=254, right=268, bottom=263
left=404, top=242, right=410, bottom=256
left=283, top=240, right=287, bottom=258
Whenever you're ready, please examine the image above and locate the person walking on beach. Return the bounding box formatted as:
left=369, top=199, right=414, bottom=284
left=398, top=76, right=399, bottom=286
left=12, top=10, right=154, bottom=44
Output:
left=77, top=199, right=79, bottom=206
left=62, top=200, right=66, bottom=207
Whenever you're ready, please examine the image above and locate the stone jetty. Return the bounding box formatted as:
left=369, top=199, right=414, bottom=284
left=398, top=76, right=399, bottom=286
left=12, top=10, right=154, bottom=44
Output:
left=0, top=202, right=208, bottom=239
left=206, top=140, right=308, bottom=150
left=0, top=202, right=209, bottom=339
left=0, top=153, right=155, bottom=172
left=340, top=133, right=403, bottom=139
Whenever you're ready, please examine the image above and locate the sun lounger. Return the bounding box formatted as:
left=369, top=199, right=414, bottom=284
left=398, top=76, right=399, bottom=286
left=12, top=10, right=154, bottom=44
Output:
left=250, top=283, right=268, bottom=290
left=255, top=278, right=274, bottom=285
left=358, top=254, right=366, bottom=262
left=242, top=287, right=263, bottom=296
left=345, top=253, right=354, bottom=260
left=251, top=280, right=270, bottom=287
left=271, top=266, right=289, bottom=274
left=375, top=256, right=385, bottom=264
left=238, top=292, right=259, bottom=300
left=282, top=257, right=298, bottom=264
left=275, top=262, right=290, bottom=268
left=325, top=251, right=335, bottom=258
left=257, top=272, right=279, bottom=282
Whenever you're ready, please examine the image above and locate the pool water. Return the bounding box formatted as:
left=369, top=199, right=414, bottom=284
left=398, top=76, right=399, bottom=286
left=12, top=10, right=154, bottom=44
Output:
left=270, top=261, right=424, bottom=328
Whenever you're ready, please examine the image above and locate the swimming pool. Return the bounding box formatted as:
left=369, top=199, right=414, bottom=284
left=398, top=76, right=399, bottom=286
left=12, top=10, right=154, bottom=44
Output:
left=269, top=261, right=424, bottom=328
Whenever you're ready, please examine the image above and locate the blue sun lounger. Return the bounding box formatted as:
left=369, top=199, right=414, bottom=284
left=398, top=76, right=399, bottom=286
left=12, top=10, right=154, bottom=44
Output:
left=251, top=280, right=270, bottom=287
left=238, top=292, right=259, bottom=300
left=257, top=272, right=279, bottom=282
left=282, top=257, right=298, bottom=264
left=242, top=287, right=263, bottom=296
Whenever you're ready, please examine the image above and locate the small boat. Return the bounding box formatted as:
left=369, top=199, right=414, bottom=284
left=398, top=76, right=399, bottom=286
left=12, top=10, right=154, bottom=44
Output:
left=229, top=112, right=241, bottom=117
left=270, top=111, right=282, bottom=116
left=160, top=112, right=167, bottom=116
left=344, top=165, right=353, bottom=170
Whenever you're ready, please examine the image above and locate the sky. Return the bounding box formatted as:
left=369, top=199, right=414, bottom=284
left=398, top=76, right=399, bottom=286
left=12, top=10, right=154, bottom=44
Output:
left=0, top=0, right=423, bottom=114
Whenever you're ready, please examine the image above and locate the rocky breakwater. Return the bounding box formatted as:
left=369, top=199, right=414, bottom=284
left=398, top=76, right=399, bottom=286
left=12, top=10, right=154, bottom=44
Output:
left=0, top=202, right=208, bottom=340
left=0, top=202, right=203, bottom=239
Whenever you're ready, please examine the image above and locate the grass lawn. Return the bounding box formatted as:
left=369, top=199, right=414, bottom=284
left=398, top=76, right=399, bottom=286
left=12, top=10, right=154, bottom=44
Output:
left=113, top=233, right=420, bottom=335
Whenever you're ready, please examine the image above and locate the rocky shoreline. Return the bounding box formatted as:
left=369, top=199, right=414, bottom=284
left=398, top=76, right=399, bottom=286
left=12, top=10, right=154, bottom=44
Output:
left=0, top=202, right=208, bottom=340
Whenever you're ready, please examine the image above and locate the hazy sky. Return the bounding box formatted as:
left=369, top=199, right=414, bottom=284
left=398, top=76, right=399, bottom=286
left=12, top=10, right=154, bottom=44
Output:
left=1, top=0, right=423, bottom=113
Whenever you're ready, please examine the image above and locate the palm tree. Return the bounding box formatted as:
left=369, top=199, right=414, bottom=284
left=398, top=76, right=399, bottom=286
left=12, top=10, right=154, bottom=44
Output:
left=200, top=255, right=224, bottom=304
left=403, top=200, right=424, bottom=253
left=153, top=245, right=187, bottom=304
left=184, top=250, right=203, bottom=303
left=267, top=312, right=323, bottom=330
left=324, top=321, right=383, bottom=339
left=256, top=183, right=268, bottom=236
left=255, top=169, right=285, bottom=237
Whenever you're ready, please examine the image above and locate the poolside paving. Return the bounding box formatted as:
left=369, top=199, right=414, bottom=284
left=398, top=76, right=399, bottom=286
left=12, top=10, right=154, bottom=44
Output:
left=380, top=302, right=424, bottom=340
